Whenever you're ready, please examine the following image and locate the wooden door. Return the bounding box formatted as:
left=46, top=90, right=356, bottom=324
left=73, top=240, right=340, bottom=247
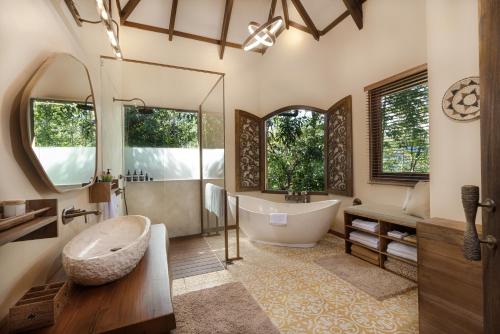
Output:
left=479, top=1, right=500, bottom=333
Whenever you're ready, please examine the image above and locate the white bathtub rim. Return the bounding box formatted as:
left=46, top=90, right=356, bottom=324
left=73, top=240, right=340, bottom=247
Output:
left=230, top=194, right=340, bottom=216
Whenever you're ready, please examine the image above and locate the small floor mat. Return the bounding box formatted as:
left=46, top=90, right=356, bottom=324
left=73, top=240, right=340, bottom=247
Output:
left=315, top=254, right=417, bottom=300
left=172, top=282, right=280, bottom=334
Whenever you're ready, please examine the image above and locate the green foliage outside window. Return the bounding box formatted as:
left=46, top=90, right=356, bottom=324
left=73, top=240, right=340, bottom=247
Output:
left=381, top=83, right=429, bottom=173
left=32, top=99, right=96, bottom=147
left=202, top=113, right=224, bottom=149
left=124, top=106, right=198, bottom=148
left=266, top=110, right=325, bottom=192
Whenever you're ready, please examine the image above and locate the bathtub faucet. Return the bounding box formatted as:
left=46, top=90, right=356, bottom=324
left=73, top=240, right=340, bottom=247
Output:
left=285, top=191, right=310, bottom=203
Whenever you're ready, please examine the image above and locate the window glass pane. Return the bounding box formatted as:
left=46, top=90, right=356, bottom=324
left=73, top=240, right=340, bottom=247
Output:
left=32, top=99, right=96, bottom=147
left=31, top=99, right=96, bottom=186
left=124, top=106, right=199, bottom=181
left=266, top=110, right=325, bottom=192
left=381, top=83, right=429, bottom=173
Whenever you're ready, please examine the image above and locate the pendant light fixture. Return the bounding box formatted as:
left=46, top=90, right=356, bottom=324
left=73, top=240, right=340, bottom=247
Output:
left=243, top=16, right=283, bottom=51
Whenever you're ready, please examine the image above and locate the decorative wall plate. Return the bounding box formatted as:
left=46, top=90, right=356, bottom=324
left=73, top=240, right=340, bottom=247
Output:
left=442, top=77, right=480, bottom=121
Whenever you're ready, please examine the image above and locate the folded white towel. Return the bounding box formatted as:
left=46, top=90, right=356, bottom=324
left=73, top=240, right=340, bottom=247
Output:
left=387, top=230, right=409, bottom=239
left=270, top=213, right=287, bottom=226
left=350, top=231, right=379, bottom=249
left=387, top=241, right=417, bottom=254
left=387, top=248, right=417, bottom=262
left=352, top=219, right=379, bottom=233
left=350, top=237, right=379, bottom=248
left=350, top=231, right=378, bottom=243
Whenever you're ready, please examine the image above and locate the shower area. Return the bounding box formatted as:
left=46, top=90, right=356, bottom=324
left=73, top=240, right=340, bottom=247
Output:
left=100, top=57, right=236, bottom=277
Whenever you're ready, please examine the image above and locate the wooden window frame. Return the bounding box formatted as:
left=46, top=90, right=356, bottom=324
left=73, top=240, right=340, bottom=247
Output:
left=366, top=64, right=429, bottom=186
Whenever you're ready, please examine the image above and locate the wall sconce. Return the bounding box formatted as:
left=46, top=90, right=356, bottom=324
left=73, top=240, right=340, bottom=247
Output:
left=64, top=0, right=123, bottom=59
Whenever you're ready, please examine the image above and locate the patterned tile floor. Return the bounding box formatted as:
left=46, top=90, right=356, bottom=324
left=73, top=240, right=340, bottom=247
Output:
left=172, top=233, right=418, bottom=334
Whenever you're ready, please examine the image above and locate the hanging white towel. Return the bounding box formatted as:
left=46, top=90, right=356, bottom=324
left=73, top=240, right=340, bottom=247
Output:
left=270, top=213, right=288, bottom=226
left=204, top=183, right=214, bottom=212
left=205, top=183, right=225, bottom=219
left=103, top=192, right=119, bottom=220
left=211, top=184, right=224, bottom=219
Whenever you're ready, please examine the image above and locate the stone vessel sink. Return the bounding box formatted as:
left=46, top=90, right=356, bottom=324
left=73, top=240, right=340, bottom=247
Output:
left=62, top=215, right=151, bottom=286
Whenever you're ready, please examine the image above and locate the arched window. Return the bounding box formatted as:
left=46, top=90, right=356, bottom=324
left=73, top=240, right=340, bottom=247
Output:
left=235, top=97, right=353, bottom=196
left=264, top=107, right=326, bottom=192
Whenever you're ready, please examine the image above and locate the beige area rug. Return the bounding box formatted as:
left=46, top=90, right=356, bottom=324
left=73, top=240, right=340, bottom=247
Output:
left=315, top=254, right=417, bottom=300
left=172, top=282, right=280, bottom=334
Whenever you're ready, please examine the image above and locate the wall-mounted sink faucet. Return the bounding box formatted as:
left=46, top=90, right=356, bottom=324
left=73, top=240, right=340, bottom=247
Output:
left=285, top=191, right=310, bottom=203
left=62, top=207, right=101, bottom=225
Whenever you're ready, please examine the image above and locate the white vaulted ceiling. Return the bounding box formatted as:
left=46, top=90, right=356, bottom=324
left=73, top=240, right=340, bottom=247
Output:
left=113, top=0, right=362, bottom=58
left=66, top=0, right=364, bottom=59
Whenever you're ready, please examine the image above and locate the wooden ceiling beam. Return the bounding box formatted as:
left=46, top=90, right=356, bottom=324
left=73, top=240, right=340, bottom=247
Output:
left=168, top=0, right=178, bottom=41
left=281, top=0, right=290, bottom=29
left=320, top=11, right=349, bottom=36
left=290, top=0, right=319, bottom=40
left=268, top=0, right=277, bottom=21
left=120, top=0, right=140, bottom=24
left=123, top=21, right=264, bottom=54
left=342, top=0, right=363, bottom=30
left=219, top=0, right=234, bottom=59
left=289, top=20, right=312, bottom=35
left=262, top=0, right=278, bottom=55
left=115, top=0, right=122, bottom=14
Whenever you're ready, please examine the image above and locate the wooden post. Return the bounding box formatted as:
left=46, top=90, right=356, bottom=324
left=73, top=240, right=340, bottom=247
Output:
left=479, top=0, right=500, bottom=332
left=236, top=195, right=240, bottom=259
left=224, top=190, right=229, bottom=263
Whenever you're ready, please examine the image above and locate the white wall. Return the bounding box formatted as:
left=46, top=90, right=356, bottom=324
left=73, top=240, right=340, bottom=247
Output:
left=0, top=0, right=104, bottom=320
left=426, top=0, right=480, bottom=221
left=257, top=0, right=428, bottom=231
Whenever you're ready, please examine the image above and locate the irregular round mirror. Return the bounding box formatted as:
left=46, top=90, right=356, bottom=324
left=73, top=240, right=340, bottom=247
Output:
left=20, top=53, right=97, bottom=192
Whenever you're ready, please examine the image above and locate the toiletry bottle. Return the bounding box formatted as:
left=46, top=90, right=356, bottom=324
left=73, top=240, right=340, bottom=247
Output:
left=139, top=170, right=145, bottom=182
left=126, top=170, right=132, bottom=182
left=133, top=170, right=138, bottom=182
left=145, top=173, right=149, bottom=181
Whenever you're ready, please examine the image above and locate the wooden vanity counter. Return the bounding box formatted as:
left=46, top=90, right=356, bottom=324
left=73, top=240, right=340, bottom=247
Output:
left=34, top=224, right=175, bottom=334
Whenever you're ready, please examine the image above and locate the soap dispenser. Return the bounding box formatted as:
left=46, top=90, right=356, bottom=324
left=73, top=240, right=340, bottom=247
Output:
left=139, top=170, right=145, bottom=182
left=133, top=170, right=138, bottom=182
left=126, top=170, right=132, bottom=182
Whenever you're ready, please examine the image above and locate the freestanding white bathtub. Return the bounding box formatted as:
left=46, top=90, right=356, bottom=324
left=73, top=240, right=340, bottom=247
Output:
left=228, top=195, right=340, bottom=248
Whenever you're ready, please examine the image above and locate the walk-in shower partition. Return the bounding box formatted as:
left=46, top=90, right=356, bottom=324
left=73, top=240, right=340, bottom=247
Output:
left=199, top=76, right=225, bottom=236
left=99, top=57, right=230, bottom=250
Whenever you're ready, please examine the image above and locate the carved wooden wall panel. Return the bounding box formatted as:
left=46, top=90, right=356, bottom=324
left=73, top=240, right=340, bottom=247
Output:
left=235, top=109, right=262, bottom=191
left=326, top=96, right=353, bottom=196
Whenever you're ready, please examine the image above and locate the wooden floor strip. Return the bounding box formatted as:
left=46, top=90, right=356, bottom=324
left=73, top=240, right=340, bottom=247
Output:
left=169, top=237, right=224, bottom=279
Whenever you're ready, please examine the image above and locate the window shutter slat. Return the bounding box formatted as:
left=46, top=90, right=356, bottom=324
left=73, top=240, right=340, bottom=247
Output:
left=368, top=67, right=429, bottom=184
left=235, top=109, right=263, bottom=192
left=326, top=96, right=353, bottom=196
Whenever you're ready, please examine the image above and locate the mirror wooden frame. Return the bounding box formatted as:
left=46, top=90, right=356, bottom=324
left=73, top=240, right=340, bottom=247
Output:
left=19, top=53, right=98, bottom=193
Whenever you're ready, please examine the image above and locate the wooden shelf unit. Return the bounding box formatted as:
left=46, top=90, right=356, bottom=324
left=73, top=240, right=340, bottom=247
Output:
left=344, top=210, right=418, bottom=279
left=0, top=199, right=58, bottom=247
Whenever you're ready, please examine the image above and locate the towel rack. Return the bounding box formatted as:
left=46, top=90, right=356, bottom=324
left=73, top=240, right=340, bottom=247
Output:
left=224, top=191, right=242, bottom=264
